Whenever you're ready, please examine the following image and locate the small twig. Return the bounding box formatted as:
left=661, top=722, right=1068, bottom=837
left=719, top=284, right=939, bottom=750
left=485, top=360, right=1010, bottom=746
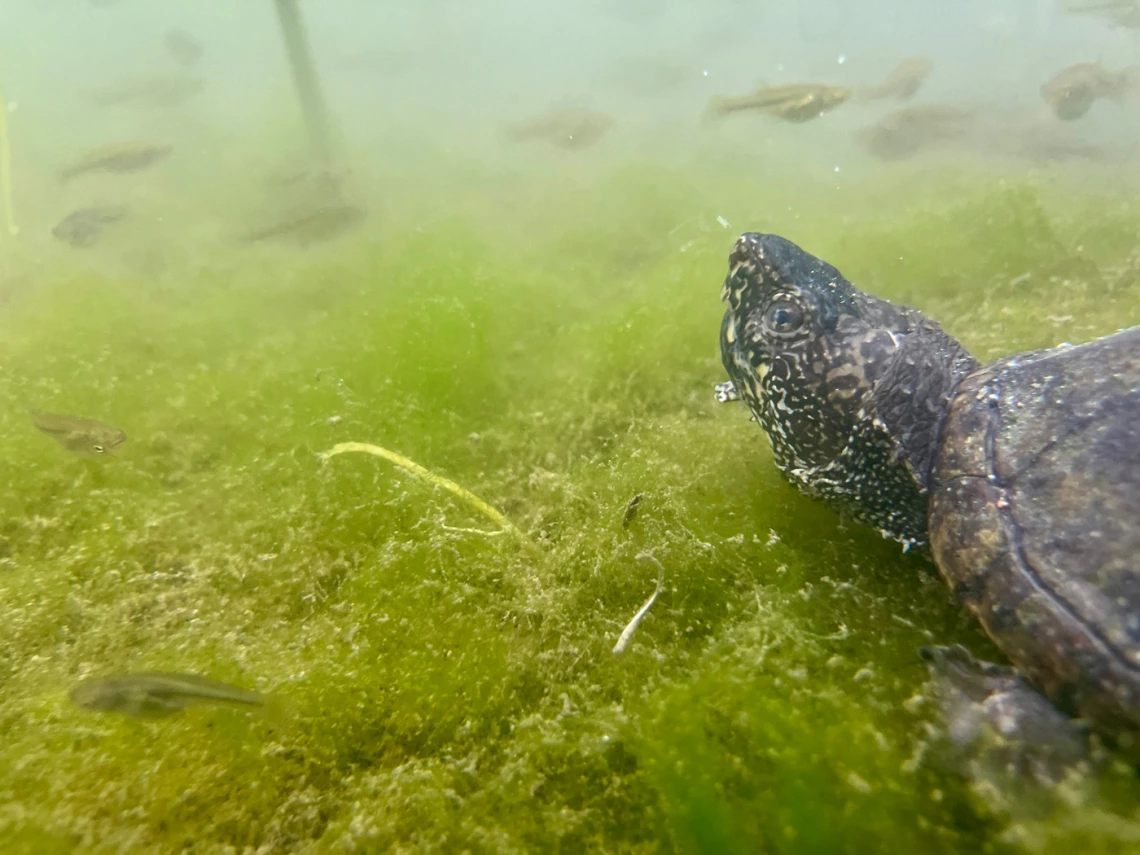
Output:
left=320, top=441, right=531, bottom=544
left=612, top=552, right=665, bottom=655
left=440, top=523, right=504, bottom=537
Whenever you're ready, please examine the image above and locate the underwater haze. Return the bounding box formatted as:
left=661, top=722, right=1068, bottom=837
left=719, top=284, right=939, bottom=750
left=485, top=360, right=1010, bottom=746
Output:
left=1, top=0, right=1140, bottom=852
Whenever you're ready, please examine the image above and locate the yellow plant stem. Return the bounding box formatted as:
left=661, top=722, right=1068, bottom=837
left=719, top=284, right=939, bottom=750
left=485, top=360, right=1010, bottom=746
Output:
left=321, top=441, right=530, bottom=544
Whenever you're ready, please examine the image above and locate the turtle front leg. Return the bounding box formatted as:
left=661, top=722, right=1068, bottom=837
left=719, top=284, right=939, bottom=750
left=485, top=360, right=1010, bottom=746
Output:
left=918, top=645, right=1101, bottom=799
left=713, top=380, right=739, bottom=403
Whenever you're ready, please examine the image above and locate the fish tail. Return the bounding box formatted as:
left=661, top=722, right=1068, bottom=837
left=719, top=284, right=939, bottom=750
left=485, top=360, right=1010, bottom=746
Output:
left=502, top=122, right=537, bottom=143
left=261, top=692, right=295, bottom=727
left=237, top=225, right=273, bottom=243
left=85, top=89, right=116, bottom=107
left=1118, top=65, right=1140, bottom=96
left=702, top=97, right=734, bottom=120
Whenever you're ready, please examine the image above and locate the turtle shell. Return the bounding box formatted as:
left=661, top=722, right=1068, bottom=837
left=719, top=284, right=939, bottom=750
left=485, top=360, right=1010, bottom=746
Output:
left=928, top=325, right=1140, bottom=739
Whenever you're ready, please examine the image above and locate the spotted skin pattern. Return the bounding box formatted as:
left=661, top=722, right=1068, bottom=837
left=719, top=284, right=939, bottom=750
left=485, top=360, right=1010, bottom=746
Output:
left=719, top=232, right=975, bottom=548
left=719, top=231, right=1140, bottom=754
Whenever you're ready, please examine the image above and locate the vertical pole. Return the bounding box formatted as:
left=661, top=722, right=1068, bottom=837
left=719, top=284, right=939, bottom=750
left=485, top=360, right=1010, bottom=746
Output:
left=273, top=0, right=333, bottom=164
left=0, top=84, right=17, bottom=237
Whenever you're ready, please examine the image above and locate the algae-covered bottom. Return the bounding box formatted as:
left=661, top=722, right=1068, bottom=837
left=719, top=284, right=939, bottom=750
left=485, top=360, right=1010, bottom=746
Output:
left=1, top=166, right=1139, bottom=854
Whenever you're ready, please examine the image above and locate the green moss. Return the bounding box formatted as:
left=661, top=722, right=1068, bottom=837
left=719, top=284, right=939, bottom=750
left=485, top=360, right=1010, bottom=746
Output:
left=0, top=161, right=1139, bottom=854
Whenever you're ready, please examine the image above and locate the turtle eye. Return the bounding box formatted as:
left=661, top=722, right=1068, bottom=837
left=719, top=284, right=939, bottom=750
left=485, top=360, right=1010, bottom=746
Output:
left=763, top=298, right=807, bottom=336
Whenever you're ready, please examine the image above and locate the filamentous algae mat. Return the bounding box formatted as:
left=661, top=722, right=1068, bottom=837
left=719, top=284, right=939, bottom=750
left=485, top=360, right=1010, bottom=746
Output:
left=2, top=160, right=1140, bottom=853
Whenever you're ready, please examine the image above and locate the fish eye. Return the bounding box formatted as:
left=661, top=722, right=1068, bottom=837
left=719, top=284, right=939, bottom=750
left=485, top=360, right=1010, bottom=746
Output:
left=763, top=298, right=807, bottom=336
left=92, top=445, right=105, bottom=454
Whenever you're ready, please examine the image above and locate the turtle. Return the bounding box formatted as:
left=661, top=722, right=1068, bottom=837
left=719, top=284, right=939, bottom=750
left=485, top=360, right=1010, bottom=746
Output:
left=716, top=231, right=1140, bottom=762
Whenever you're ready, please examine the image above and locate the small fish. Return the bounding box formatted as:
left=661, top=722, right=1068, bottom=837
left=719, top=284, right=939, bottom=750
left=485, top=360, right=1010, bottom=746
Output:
left=505, top=110, right=614, bottom=150
left=60, top=142, right=172, bottom=183
left=70, top=672, right=266, bottom=719
left=602, top=55, right=697, bottom=98
left=30, top=409, right=126, bottom=455
left=165, top=28, right=203, bottom=68
left=1041, top=61, right=1139, bottom=120
left=622, top=493, right=644, bottom=528
left=857, top=58, right=934, bottom=102
left=87, top=74, right=203, bottom=109
left=240, top=203, right=366, bottom=246
left=613, top=553, right=665, bottom=655
left=1009, top=122, right=1118, bottom=164
left=855, top=104, right=974, bottom=161
left=1064, top=0, right=1140, bottom=29
left=705, top=83, right=851, bottom=123
left=51, top=205, right=128, bottom=247
left=268, top=164, right=349, bottom=197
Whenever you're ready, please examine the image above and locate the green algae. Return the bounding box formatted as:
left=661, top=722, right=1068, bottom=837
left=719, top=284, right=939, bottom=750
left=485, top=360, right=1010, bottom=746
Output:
left=0, top=162, right=1139, bottom=854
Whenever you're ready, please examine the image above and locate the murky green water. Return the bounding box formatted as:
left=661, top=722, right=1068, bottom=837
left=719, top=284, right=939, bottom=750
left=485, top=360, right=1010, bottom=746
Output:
left=0, top=153, right=1138, bottom=853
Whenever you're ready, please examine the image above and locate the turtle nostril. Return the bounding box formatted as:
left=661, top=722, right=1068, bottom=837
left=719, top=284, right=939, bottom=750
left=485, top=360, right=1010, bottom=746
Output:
left=731, top=233, right=762, bottom=261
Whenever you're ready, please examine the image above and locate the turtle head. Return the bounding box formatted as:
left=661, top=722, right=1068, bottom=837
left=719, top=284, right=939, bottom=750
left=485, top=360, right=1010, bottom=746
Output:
left=720, top=233, right=977, bottom=547
left=720, top=233, right=863, bottom=403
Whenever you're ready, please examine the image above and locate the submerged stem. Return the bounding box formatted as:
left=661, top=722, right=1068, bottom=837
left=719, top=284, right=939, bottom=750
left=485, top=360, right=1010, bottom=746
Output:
left=320, top=441, right=530, bottom=544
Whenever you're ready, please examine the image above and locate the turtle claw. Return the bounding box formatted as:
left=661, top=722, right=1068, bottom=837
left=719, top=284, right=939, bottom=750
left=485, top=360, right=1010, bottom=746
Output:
left=714, top=380, right=739, bottom=403
left=919, top=644, right=1100, bottom=794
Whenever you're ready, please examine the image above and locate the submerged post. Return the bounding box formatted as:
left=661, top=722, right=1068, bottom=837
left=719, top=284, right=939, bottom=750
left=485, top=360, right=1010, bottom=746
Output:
left=273, top=0, right=333, bottom=163
left=0, top=83, right=17, bottom=237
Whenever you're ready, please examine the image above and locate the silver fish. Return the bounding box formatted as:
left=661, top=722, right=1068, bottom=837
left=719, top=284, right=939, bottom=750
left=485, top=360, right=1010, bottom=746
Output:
left=705, top=83, right=851, bottom=123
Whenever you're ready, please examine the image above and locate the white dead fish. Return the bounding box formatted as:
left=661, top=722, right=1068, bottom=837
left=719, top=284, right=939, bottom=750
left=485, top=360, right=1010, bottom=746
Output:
left=613, top=552, right=664, bottom=655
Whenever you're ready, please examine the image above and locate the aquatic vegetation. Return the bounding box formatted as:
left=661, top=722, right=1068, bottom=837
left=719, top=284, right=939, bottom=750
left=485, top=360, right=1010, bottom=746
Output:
left=0, top=162, right=1139, bottom=853
left=320, top=441, right=529, bottom=543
